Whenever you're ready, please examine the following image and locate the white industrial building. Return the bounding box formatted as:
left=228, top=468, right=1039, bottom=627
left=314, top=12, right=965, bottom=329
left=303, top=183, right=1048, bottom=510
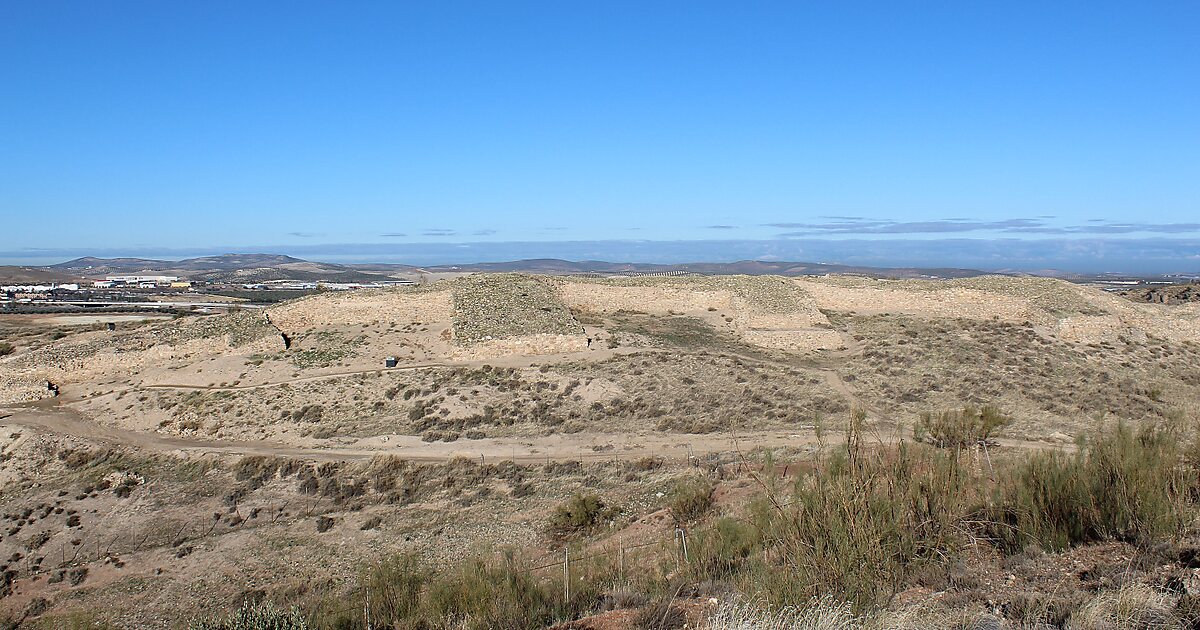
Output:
left=104, top=275, right=180, bottom=286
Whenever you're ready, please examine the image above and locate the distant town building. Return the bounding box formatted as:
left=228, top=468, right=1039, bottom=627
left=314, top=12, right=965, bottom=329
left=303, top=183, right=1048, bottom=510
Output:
left=1, top=283, right=80, bottom=292
left=105, top=275, right=180, bottom=285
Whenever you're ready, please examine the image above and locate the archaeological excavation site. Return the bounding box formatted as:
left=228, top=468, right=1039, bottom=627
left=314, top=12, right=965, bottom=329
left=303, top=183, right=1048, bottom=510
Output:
left=3, top=273, right=1200, bottom=628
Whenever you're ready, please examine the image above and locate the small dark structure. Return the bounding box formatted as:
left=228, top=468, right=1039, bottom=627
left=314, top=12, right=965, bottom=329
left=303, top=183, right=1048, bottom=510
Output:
left=106, top=322, right=116, bottom=331
left=385, top=356, right=398, bottom=368
left=46, top=381, right=59, bottom=396
left=280, top=332, right=292, bottom=349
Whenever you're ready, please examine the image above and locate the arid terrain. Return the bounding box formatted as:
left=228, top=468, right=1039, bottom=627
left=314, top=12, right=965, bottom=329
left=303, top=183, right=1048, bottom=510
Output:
left=3, top=273, right=1200, bottom=629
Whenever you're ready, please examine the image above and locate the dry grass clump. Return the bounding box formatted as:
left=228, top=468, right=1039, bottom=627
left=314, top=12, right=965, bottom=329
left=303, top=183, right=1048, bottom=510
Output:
left=1068, top=584, right=1177, bottom=630
left=706, top=599, right=860, bottom=630
left=633, top=593, right=688, bottom=629
left=231, top=456, right=305, bottom=489
left=188, top=602, right=308, bottom=629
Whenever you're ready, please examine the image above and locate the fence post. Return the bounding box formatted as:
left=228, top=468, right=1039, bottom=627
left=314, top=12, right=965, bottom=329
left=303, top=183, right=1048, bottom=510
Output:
left=364, top=583, right=371, bottom=630
left=563, top=547, right=570, bottom=602
left=618, top=546, right=625, bottom=583
left=674, top=528, right=682, bottom=570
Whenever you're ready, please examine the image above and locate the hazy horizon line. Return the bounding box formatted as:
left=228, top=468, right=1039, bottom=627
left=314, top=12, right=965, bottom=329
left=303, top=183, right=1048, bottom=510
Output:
left=3, top=237, right=1199, bottom=275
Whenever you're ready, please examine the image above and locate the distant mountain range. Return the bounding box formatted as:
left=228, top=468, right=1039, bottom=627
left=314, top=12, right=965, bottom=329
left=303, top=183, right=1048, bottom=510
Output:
left=3, top=253, right=1191, bottom=286
left=54, top=254, right=319, bottom=272
left=419, top=258, right=990, bottom=279
left=7, top=253, right=990, bottom=283
left=46, top=254, right=414, bottom=284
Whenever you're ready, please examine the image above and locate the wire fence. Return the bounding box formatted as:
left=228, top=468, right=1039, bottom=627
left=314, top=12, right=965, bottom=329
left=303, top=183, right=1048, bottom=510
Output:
left=310, top=515, right=745, bottom=626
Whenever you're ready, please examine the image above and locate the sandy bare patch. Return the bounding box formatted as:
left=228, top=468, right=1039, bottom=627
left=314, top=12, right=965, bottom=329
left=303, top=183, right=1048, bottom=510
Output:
left=268, top=287, right=453, bottom=333
left=11, top=314, right=174, bottom=326
left=448, top=333, right=589, bottom=360
left=743, top=329, right=844, bottom=351
left=560, top=283, right=734, bottom=315
left=797, top=279, right=1038, bottom=322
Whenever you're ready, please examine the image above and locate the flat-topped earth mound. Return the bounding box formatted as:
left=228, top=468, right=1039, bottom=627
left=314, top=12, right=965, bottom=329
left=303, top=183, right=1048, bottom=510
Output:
left=268, top=284, right=452, bottom=332
left=451, top=274, right=583, bottom=343
left=802, top=274, right=1105, bottom=318
left=560, top=275, right=840, bottom=352
left=0, top=310, right=282, bottom=404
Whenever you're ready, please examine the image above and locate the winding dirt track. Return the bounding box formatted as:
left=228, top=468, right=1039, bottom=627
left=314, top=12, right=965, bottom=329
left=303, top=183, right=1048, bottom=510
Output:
left=140, top=362, right=456, bottom=391
left=0, top=401, right=840, bottom=465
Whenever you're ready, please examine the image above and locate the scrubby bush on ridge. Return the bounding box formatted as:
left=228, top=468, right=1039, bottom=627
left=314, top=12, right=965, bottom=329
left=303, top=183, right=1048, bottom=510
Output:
left=914, top=405, right=1011, bottom=447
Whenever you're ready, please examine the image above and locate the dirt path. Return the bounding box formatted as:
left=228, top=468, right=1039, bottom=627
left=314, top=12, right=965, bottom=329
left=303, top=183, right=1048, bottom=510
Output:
left=140, top=362, right=457, bottom=391
left=1, top=400, right=1053, bottom=470
left=137, top=346, right=643, bottom=392
left=0, top=403, right=840, bottom=464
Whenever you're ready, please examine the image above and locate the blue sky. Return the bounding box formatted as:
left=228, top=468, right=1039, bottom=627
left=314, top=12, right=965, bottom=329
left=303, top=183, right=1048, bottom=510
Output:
left=1, top=1, right=1198, bottom=268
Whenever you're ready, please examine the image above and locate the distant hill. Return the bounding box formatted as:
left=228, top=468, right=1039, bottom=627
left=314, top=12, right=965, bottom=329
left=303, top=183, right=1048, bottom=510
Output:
left=172, top=254, right=310, bottom=271
left=36, top=254, right=997, bottom=282
left=54, top=254, right=309, bottom=273
left=0, top=266, right=85, bottom=284
left=51, top=257, right=172, bottom=273
left=48, top=254, right=400, bottom=283
left=420, top=258, right=990, bottom=279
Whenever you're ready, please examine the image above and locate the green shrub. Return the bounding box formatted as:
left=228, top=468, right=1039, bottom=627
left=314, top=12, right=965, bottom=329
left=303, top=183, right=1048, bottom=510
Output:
left=752, top=426, right=970, bottom=609
left=0, top=342, right=14, bottom=357
left=685, top=517, right=760, bottom=580
left=425, top=558, right=561, bottom=629
left=329, top=553, right=600, bottom=630
left=988, top=422, right=1190, bottom=551
left=915, top=405, right=1011, bottom=447
left=669, top=477, right=715, bottom=522
left=548, top=493, right=619, bottom=536
left=361, top=554, right=426, bottom=624
left=190, top=602, right=307, bottom=630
